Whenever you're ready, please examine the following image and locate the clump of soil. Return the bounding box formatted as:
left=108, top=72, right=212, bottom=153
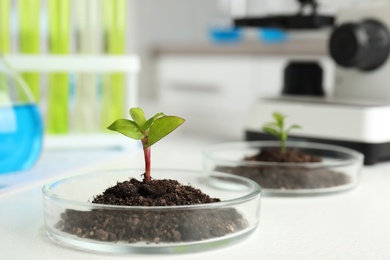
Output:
left=216, top=148, right=350, bottom=190
left=58, top=178, right=247, bottom=244
left=92, top=178, right=220, bottom=206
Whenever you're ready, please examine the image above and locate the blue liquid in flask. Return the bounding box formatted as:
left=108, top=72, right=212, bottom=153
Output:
left=0, top=104, right=43, bottom=174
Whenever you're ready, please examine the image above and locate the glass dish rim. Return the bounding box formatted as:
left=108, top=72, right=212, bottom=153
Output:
left=42, top=168, right=262, bottom=210
left=203, top=140, right=364, bottom=167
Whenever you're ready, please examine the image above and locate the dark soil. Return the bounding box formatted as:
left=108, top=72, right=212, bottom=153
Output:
left=92, top=178, right=220, bottom=206
left=58, top=178, right=247, bottom=244
left=245, top=148, right=322, bottom=163
left=216, top=148, right=350, bottom=190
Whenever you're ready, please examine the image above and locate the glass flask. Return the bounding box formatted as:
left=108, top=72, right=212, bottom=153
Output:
left=0, top=55, right=43, bottom=174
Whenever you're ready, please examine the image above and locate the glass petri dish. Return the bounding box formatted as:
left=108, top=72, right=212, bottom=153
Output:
left=203, top=141, right=363, bottom=196
left=42, top=169, right=261, bottom=254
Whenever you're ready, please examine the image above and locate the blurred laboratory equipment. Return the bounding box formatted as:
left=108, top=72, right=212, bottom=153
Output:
left=235, top=0, right=335, bottom=30
left=209, top=0, right=244, bottom=43
left=0, top=55, right=43, bottom=174
left=235, top=0, right=390, bottom=165
left=0, top=0, right=139, bottom=150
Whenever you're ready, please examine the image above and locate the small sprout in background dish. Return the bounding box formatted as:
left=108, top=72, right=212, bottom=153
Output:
left=261, top=112, right=301, bottom=153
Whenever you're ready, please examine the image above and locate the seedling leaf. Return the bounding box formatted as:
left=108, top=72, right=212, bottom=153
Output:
left=146, top=116, right=185, bottom=147
left=130, top=107, right=146, bottom=128
left=262, top=126, right=281, bottom=139
left=107, top=119, right=144, bottom=140
left=273, top=112, right=284, bottom=128
left=141, top=112, right=165, bottom=131
left=286, top=124, right=301, bottom=134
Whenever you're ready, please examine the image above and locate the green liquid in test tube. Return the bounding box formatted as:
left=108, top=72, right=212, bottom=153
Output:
left=0, top=0, right=10, bottom=54
left=0, top=0, right=10, bottom=103
left=101, top=0, right=126, bottom=130
left=47, top=0, right=70, bottom=134
left=18, top=0, right=41, bottom=102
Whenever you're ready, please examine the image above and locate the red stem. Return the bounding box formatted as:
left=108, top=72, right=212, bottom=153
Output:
left=143, top=146, right=151, bottom=182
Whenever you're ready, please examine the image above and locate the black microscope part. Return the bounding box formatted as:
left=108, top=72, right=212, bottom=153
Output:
left=329, top=19, right=390, bottom=71
left=234, top=0, right=334, bottom=30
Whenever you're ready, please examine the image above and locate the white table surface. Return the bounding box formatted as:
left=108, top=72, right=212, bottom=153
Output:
left=1, top=133, right=390, bottom=260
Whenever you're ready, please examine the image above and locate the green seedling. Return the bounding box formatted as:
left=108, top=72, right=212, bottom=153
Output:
left=261, top=112, right=301, bottom=153
left=108, top=107, right=185, bottom=182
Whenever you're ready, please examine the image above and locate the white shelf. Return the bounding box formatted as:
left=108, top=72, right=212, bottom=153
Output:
left=3, top=54, right=140, bottom=73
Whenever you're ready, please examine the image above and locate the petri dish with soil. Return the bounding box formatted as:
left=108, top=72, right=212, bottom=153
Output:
left=203, top=141, right=363, bottom=196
